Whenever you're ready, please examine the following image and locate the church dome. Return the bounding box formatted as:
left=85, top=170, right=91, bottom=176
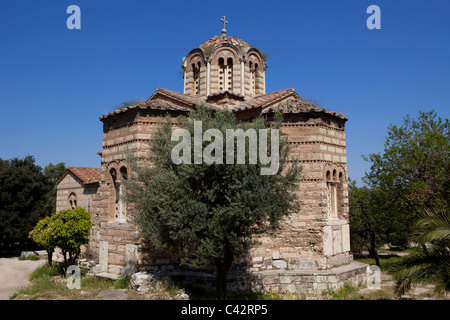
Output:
left=182, top=17, right=267, bottom=98
left=199, top=35, right=253, bottom=57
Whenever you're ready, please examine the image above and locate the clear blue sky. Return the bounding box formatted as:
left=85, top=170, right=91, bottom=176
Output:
left=0, top=0, right=449, bottom=185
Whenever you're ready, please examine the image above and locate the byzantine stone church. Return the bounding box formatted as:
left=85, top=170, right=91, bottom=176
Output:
left=56, top=18, right=366, bottom=291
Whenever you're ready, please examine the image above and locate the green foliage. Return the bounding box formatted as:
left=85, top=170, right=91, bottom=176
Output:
left=42, top=162, right=66, bottom=215
left=29, top=215, right=58, bottom=250
left=322, top=284, right=364, bottom=300
left=51, top=207, right=92, bottom=264
left=30, top=263, right=66, bottom=281
left=29, top=207, right=92, bottom=265
left=0, top=156, right=52, bottom=247
left=29, top=214, right=59, bottom=264
left=349, top=180, right=410, bottom=259
left=80, top=276, right=130, bottom=291
left=10, top=263, right=67, bottom=299
left=363, top=110, right=449, bottom=214
left=390, top=207, right=450, bottom=296
left=351, top=110, right=449, bottom=260
left=125, top=105, right=302, bottom=297
left=18, top=254, right=40, bottom=261
left=0, top=156, right=65, bottom=248
left=354, top=253, right=405, bottom=272
left=411, top=207, right=450, bottom=245
left=43, top=162, right=67, bottom=184
left=11, top=264, right=136, bottom=300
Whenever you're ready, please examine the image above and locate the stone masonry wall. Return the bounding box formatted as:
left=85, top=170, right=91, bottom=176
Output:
left=86, top=108, right=351, bottom=275
left=56, top=172, right=99, bottom=261
left=88, top=109, right=183, bottom=274
left=148, top=261, right=368, bottom=296
left=55, top=172, right=98, bottom=213
left=247, top=113, right=351, bottom=271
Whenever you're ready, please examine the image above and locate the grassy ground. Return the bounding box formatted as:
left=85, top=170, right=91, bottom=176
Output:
left=10, top=263, right=136, bottom=300
left=353, top=254, right=403, bottom=272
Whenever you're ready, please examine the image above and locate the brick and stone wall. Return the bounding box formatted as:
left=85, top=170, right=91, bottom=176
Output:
left=246, top=113, right=351, bottom=272
left=88, top=109, right=184, bottom=274
left=145, top=261, right=368, bottom=296
left=85, top=104, right=352, bottom=276
left=56, top=172, right=100, bottom=261
left=56, top=173, right=98, bottom=213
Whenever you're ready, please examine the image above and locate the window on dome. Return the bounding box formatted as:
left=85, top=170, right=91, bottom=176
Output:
left=192, top=62, right=201, bottom=95
left=226, top=58, right=233, bottom=91
left=218, top=58, right=225, bottom=91
left=249, top=61, right=258, bottom=95
left=218, top=57, right=233, bottom=92
left=254, top=63, right=258, bottom=93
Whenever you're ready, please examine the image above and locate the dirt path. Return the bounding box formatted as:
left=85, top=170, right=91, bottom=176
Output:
left=0, top=257, right=46, bottom=299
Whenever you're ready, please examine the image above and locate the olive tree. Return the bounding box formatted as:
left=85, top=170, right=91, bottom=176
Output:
left=125, top=106, right=303, bottom=298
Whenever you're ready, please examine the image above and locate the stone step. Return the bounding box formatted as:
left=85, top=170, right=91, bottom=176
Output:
left=94, top=272, right=121, bottom=281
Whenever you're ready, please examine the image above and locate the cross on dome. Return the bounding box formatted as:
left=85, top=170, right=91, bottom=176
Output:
left=220, top=16, right=228, bottom=35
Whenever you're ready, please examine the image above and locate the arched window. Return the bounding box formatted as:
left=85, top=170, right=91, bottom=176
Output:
left=110, top=168, right=122, bottom=221
left=218, top=58, right=225, bottom=92
left=226, top=58, right=233, bottom=91
left=192, top=62, right=201, bottom=95
left=326, top=169, right=345, bottom=220
left=120, top=166, right=128, bottom=181
left=68, top=192, right=77, bottom=209
left=218, top=57, right=233, bottom=92
left=253, top=63, right=259, bottom=94
left=249, top=59, right=259, bottom=94
left=326, top=170, right=338, bottom=220
left=112, top=166, right=127, bottom=223
left=110, top=168, right=118, bottom=204
left=110, top=168, right=117, bottom=182
left=337, top=172, right=344, bottom=219
left=249, top=61, right=255, bottom=94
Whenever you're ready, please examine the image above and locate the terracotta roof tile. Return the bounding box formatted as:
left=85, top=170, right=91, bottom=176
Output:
left=199, top=35, right=252, bottom=54
left=67, top=167, right=102, bottom=185
left=100, top=88, right=346, bottom=121
left=151, top=88, right=212, bottom=108
left=100, top=89, right=202, bottom=120
left=232, top=89, right=299, bottom=111
left=262, top=98, right=348, bottom=120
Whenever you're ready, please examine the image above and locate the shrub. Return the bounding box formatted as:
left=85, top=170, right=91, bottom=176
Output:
left=29, top=207, right=92, bottom=266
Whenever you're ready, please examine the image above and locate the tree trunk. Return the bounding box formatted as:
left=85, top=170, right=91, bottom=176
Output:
left=215, top=261, right=225, bottom=299
left=46, top=249, right=53, bottom=265
left=369, top=231, right=380, bottom=267
left=215, top=246, right=233, bottom=299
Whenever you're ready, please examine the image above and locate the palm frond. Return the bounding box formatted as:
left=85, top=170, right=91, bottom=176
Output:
left=391, top=207, right=450, bottom=296
left=411, top=207, right=450, bottom=243
left=391, top=247, right=450, bottom=296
